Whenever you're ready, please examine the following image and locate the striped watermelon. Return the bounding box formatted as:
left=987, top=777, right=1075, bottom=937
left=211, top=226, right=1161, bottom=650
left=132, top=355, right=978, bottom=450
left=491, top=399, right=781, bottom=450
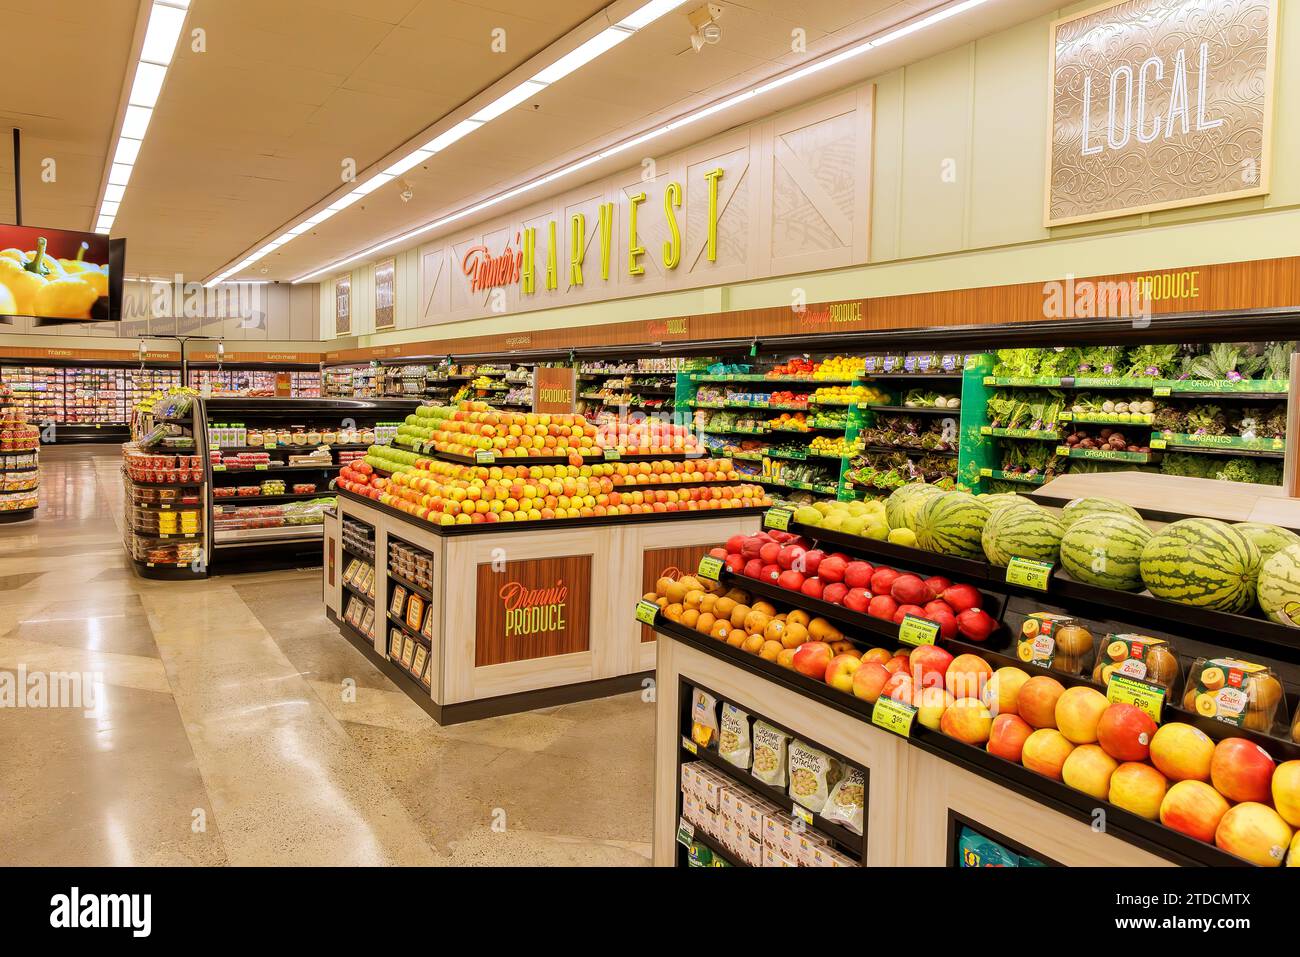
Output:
left=981, top=493, right=1031, bottom=514
left=885, top=483, right=944, bottom=532
left=1257, top=544, right=1300, bottom=627
left=982, top=503, right=1064, bottom=566
left=1233, top=522, right=1300, bottom=562
left=1060, top=513, right=1152, bottom=591
left=1140, top=518, right=1262, bottom=613
left=915, top=491, right=991, bottom=558
left=1061, top=496, right=1142, bottom=529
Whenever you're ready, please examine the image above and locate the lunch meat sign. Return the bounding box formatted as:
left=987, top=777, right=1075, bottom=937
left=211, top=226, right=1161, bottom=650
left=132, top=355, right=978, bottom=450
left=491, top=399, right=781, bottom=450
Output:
left=1046, top=0, right=1276, bottom=226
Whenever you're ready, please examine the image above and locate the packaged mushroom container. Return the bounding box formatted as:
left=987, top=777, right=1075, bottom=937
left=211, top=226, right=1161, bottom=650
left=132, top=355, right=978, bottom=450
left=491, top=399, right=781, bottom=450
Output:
left=1091, top=634, right=1180, bottom=691
left=1017, top=613, right=1094, bottom=676
left=1183, top=657, right=1289, bottom=735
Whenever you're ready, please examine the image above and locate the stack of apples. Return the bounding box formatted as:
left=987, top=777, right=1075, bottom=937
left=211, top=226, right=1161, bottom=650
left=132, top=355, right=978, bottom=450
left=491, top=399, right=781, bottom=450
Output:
left=594, top=417, right=699, bottom=455
left=714, top=530, right=999, bottom=643
left=339, top=448, right=770, bottom=524
left=396, top=401, right=602, bottom=462
left=608, top=458, right=739, bottom=486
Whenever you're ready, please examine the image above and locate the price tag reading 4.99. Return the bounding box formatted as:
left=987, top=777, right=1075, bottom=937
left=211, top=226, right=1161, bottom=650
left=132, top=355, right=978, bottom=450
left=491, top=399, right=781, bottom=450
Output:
left=1006, top=557, right=1053, bottom=592
left=898, top=614, right=939, bottom=647
left=696, top=555, right=724, bottom=582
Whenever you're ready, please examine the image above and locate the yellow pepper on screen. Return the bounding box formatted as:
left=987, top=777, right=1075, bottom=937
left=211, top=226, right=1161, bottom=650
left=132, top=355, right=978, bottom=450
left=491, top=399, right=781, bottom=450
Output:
left=35, top=276, right=98, bottom=319
left=75, top=268, right=108, bottom=297
left=0, top=280, right=17, bottom=316
left=0, top=257, right=47, bottom=313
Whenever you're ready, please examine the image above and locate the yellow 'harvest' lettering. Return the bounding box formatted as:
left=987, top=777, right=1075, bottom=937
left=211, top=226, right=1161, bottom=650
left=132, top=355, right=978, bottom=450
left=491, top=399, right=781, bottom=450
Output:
left=662, top=182, right=681, bottom=270
left=705, top=167, right=723, bottom=262
left=569, top=212, right=585, bottom=287
left=628, top=191, right=646, bottom=276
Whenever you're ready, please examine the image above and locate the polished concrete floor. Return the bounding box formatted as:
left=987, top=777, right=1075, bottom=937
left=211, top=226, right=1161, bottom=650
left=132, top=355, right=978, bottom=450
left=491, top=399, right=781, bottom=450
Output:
left=0, top=446, right=653, bottom=866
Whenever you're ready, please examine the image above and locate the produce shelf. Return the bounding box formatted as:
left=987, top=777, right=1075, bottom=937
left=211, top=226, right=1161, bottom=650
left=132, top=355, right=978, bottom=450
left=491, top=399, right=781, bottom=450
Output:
left=867, top=405, right=962, bottom=416
left=977, top=468, right=1049, bottom=485
left=213, top=524, right=325, bottom=545
left=859, top=444, right=957, bottom=457
left=388, top=569, right=432, bottom=604
left=131, top=557, right=204, bottom=579
left=1059, top=413, right=1155, bottom=426
left=1153, top=433, right=1284, bottom=455
left=980, top=427, right=1063, bottom=440
left=770, top=515, right=1000, bottom=582
left=214, top=491, right=333, bottom=504
left=1052, top=446, right=1160, bottom=463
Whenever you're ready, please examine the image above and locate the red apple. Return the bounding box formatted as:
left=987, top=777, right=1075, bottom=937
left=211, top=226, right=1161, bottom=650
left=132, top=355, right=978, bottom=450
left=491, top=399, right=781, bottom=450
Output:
left=777, top=544, right=806, bottom=570
left=708, top=546, right=727, bottom=560
left=941, top=698, right=994, bottom=746
left=941, top=582, right=982, bottom=613
left=923, top=599, right=953, bottom=618
left=851, top=662, right=891, bottom=703
left=987, top=714, right=1034, bottom=763
left=844, top=561, right=874, bottom=589
left=909, top=645, right=954, bottom=689
left=792, top=641, right=834, bottom=680
left=824, top=653, right=861, bottom=693
left=741, top=537, right=765, bottom=560
left=742, top=558, right=765, bottom=579
left=1096, top=703, right=1158, bottom=763
left=1160, top=780, right=1230, bottom=843
left=1210, top=737, right=1276, bottom=804
left=892, top=603, right=926, bottom=625
left=881, top=671, right=914, bottom=704
left=867, top=594, right=898, bottom=620
left=777, top=569, right=805, bottom=591
left=725, top=534, right=746, bottom=555
left=890, top=574, right=930, bottom=605
left=956, top=607, right=997, bottom=642
left=800, top=549, right=824, bottom=577
left=870, top=567, right=900, bottom=594
left=844, top=587, right=871, bottom=613
left=759, top=541, right=782, bottom=564
left=759, top=563, right=781, bottom=584
left=884, top=655, right=909, bottom=675
left=822, top=583, right=849, bottom=605
left=724, top=553, right=745, bottom=573
left=923, top=575, right=952, bottom=600
left=800, top=577, right=824, bottom=599
left=931, top=610, right=958, bottom=639
left=818, top=555, right=846, bottom=583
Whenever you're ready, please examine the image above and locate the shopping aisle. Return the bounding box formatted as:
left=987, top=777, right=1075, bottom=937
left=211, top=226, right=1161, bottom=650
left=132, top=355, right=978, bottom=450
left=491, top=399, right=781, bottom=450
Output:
left=0, top=446, right=652, bottom=866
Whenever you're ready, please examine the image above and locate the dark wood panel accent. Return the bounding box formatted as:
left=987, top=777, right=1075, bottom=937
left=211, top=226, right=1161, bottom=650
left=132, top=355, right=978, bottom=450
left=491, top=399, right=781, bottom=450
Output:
left=640, top=544, right=720, bottom=642
left=534, top=365, right=575, bottom=413
left=475, top=554, right=591, bottom=666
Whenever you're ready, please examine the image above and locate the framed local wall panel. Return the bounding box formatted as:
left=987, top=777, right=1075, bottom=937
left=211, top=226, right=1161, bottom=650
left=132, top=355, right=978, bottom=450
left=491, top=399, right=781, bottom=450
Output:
left=1045, top=0, right=1277, bottom=227
left=373, top=259, right=396, bottom=330
left=334, top=276, right=351, bottom=337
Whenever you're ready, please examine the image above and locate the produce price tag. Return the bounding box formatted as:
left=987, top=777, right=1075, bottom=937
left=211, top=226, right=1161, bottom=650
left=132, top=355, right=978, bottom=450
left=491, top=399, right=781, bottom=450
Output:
left=676, top=816, right=696, bottom=847
left=1107, top=674, right=1166, bottom=724
left=1153, top=386, right=1171, bottom=397
left=697, top=555, right=724, bottom=581
left=1055, top=445, right=1072, bottom=457
left=1006, top=557, right=1053, bottom=591
left=474, top=450, right=495, bottom=464
left=979, top=468, right=992, bottom=477
left=872, top=697, right=917, bottom=737
left=979, top=425, right=992, bottom=435
left=898, top=614, right=939, bottom=647
left=634, top=599, right=659, bottom=625
left=602, top=449, right=620, bottom=461
left=1058, top=412, right=1073, bottom=422
left=764, top=508, right=792, bottom=531
left=254, top=464, right=268, bottom=471
left=791, top=803, right=813, bottom=826
left=212, top=465, right=226, bottom=471
left=680, top=735, right=698, bottom=755
left=1150, top=438, right=1167, bottom=449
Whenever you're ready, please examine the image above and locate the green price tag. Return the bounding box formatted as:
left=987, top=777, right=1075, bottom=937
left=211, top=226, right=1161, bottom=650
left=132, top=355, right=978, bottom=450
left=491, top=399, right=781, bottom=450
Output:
left=1150, top=438, right=1167, bottom=449
left=676, top=816, right=695, bottom=848
left=1058, top=412, right=1073, bottom=422
left=474, top=450, right=495, bottom=464
left=602, top=449, right=621, bottom=461
left=254, top=464, right=268, bottom=471
left=1153, top=386, right=1171, bottom=397
left=791, top=803, right=813, bottom=826
left=982, top=376, right=995, bottom=386
left=979, top=468, right=992, bottom=477
left=1107, top=674, right=1166, bottom=724
left=898, top=614, right=939, bottom=647
left=1055, top=445, right=1072, bottom=457
left=1006, top=556, right=1053, bottom=591
left=212, top=465, right=226, bottom=472
left=764, top=508, right=792, bottom=531
left=634, top=599, right=659, bottom=625
left=697, top=555, right=724, bottom=581
left=979, top=425, right=992, bottom=435
left=681, top=735, right=698, bottom=755
left=872, top=697, right=917, bottom=737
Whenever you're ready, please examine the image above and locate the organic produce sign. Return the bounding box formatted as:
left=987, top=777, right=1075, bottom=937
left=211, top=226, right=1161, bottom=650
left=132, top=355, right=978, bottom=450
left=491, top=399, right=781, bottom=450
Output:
left=871, top=697, right=916, bottom=737
left=0, top=224, right=116, bottom=323
left=1006, top=557, right=1054, bottom=592
left=1106, top=673, right=1166, bottom=724
left=898, top=614, right=938, bottom=647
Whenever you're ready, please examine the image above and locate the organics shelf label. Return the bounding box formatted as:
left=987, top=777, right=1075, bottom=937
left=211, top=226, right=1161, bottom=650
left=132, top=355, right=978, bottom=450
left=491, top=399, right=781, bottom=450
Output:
left=697, top=555, right=724, bottom=581
left=1006, top=557, right=1053, bottom=592
left=1150, top=438, right=1167, bottom=449
left=602, top=449, right=621, bottom=461
left=680, top=735, right=698, bottom=755
left=212, top=465, right=226, bottom=471
left=254, top=464, right=268, bottom=471
left=1107, top=674, right=1166, bottom=724
left=764, top=508, right=792, bottom=531
left=474, top=450, right=495, bottom=464
left=872, top=697, right=917, bottom=737
left=898, top=614, right=938, bottom=647
left=634, top=599, right=659, bottom=625
left=979, top=468, right=992, bottom=477
left=1055, top=445, right=1072, bottom=457
left=1153, top=386, right=1172, bottom=397
left=980, top=425, right=992, bottom=435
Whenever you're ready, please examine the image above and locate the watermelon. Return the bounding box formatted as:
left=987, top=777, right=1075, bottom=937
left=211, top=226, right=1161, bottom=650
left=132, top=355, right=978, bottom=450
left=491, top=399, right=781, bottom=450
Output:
left=981, top=493, right=1031, bottom=514
left=1233, top=522, right=1300, bottom=563
left=885, top=483, right=944, bottom=532
left=1257, top=544, right=1300, bottom=627
left=915, top=491, right=991, bottom=558
left=982, top=503, right=1064, bottom=567
left=1059, top=513, right=1152, bottom=591
left=1061, top=496, right=1142, bottom=528
left=1140, top=518, right=1262, bottom=613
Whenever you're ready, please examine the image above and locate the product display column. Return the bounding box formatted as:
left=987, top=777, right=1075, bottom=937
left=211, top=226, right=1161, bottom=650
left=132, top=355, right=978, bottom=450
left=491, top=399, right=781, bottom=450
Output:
left=0, top=381, right=39, bottom=522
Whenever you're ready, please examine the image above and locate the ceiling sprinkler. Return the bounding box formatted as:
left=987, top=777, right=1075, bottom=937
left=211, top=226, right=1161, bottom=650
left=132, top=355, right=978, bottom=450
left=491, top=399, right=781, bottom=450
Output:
left=399, top=180, right=415, bottom=203
left=688, top=3, right=723, bottom=52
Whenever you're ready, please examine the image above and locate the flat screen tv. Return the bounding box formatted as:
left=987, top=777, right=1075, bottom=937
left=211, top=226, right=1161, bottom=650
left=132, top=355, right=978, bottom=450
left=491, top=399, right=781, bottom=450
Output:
left=0, top=224, right=124, bottom=324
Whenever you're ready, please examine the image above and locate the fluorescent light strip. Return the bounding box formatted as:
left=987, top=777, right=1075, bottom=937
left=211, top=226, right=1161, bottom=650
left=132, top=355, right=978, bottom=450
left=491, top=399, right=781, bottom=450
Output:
left=96, top=1, right=190, bottom=234
left=207, top=0, right=692, bottom=285
left=292, top=0, right=990, bottom=283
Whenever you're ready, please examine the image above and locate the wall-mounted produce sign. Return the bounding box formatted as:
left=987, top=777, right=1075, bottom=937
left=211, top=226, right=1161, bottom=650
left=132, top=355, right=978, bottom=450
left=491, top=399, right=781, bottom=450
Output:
left=1045, top=0, right=1276, bottom=226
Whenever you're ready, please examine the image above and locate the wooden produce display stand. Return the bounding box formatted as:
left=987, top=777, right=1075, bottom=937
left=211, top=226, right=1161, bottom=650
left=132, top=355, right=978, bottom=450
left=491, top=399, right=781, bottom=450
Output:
left=650, top=501, right=1300, bottom=868
left=324, top=488, right=764, bottom=723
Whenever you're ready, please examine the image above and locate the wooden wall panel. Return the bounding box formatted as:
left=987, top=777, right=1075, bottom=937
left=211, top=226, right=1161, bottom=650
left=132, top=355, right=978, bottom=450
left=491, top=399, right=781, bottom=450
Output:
left=474, top=555, right=592, bottom=667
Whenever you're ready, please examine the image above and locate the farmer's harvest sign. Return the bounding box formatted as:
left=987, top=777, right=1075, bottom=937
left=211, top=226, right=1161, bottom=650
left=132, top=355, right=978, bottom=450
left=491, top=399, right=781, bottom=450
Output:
left=475, top=555, right=591, bottom=666
left=1046, top=0, right=1276, bottom=226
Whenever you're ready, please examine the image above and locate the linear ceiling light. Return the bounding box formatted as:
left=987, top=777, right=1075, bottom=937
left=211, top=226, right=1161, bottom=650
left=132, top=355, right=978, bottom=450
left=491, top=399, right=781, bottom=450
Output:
left=95, top=0, right=190, bottom=235
left=291, top=0, right=991, bottom=284
left=204, top=0, right=692, bottom=286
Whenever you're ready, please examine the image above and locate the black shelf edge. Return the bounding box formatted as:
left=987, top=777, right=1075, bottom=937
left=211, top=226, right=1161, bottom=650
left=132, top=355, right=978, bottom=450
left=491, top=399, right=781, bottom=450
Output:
left=649, top=617, right=1251, bottom=868
left=214, top=491, right=333, bottom=504
left=388, top=569, right=433, bottom=604
left=385, top=611, right=432, bottom=647
left=130, top=557, right=204, bottom=580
